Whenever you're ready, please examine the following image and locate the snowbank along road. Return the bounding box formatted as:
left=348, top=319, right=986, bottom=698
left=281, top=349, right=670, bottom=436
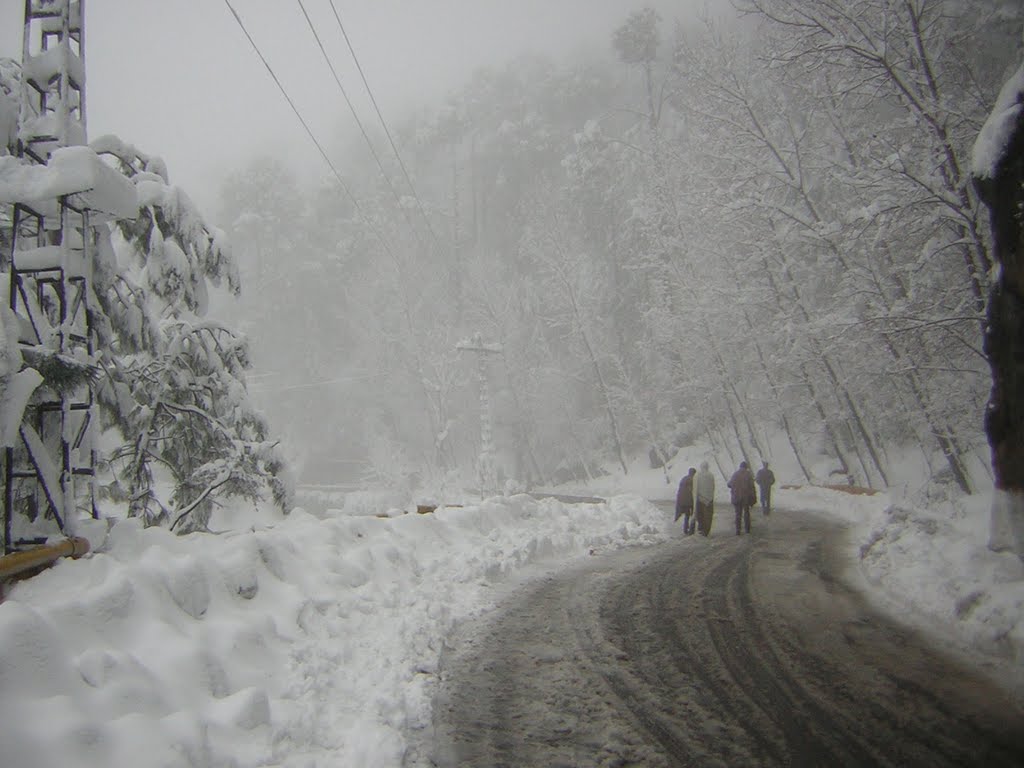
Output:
left=412, top=507, right=1024, bottom=767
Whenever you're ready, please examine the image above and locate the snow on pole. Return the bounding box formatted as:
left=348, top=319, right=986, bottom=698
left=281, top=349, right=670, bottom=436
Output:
left=2, top=0, right=135, bottom=550
left=456, top=332, right=503, bottom=495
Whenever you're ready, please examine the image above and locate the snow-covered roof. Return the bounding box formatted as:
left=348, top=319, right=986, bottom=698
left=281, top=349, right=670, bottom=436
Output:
left=0, top=145, right=137, bottom=221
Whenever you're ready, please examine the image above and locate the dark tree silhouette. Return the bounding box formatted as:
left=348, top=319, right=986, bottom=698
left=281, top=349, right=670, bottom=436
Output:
left=974, top=66, right=1024, bottom=555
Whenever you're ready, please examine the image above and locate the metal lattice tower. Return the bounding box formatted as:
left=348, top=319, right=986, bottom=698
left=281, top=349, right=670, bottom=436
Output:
left=18, top=0, right=87, bottom=162
left=2, top=0, right=97, bottom=553
left=456, top=332, right=503, bottom=494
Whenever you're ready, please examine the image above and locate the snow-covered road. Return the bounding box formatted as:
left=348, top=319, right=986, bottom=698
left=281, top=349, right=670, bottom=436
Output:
left=414, top=507, right=1024, bottom=767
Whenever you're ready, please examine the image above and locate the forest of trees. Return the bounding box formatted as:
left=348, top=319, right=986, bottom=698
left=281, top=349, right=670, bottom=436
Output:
left=221, top=1, right=1021, bottom=501
left=3, top=1, right=1018, bottom=539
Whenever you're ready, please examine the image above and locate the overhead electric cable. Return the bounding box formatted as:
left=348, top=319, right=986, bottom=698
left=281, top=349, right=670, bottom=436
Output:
left=223, top=0, right=438, bottom=424
left=249, top=372, right=385, bottom=393
left=296, top=0, right=430, bottom=257
left=327, top=0, right=446, bottom=251
left=224, top=1, right=426, bottom=348
left=222, top=0, right=400, bottom=264
left=223, top=0, right=353, bottom=206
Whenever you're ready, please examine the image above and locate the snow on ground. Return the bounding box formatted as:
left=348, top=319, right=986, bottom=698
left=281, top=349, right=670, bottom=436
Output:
left=0, top=493, right=669, bottom=768
left=559, top=449, right=1024, bottom=688
left=1, top=446, right=1022, bottom=767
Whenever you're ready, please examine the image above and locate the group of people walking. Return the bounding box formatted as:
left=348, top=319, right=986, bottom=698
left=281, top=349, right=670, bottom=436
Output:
left=674, top=460, right=775, bottom=536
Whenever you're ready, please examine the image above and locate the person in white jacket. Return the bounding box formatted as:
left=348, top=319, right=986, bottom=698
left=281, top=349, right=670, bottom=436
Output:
left=693, top=461, right=716, bottom=536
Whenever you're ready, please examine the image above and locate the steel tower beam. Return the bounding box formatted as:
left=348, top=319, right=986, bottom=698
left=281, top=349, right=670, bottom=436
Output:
left=3, top=0, right=93, bottom=553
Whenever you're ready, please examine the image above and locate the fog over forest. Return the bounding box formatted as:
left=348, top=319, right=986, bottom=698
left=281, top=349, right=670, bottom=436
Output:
left=3, top=4, right=1024, bottom=764
left=209, top=1, right=1020, bottom=507
left=1, top=0, right=1021, bottom=528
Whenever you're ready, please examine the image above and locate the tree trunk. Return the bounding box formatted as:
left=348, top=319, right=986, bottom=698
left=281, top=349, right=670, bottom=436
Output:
left=759, top=258, right=852, bottom=477
left=612, top=358, right=671, bottom=484
left=581, top=329, right=629, bottom=476
left=868, top=247, right=974, bottom=493
left=772, top=251, right=890, bottom=486
left=704, top=424, right=732, bottom=480
left=741, top=310, right=813, bottom=482
left=501, top=354, right=545, bottom=487
left=974, top=72, right=1024, bottom=556
left=563, top=279, right=629, bottom=476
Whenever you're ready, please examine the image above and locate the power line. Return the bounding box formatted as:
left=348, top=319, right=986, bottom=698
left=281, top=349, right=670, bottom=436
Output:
left=222, top=0, right=353, bottom=210
left=295, top=0, right=430, bottom=258
left=223, top=0, right=427, bottom=368
left=222, top=0, right=402, bottom=267
left=249, top=372, right=384, bottom=392
left=327, top=0, right=447, bottom=254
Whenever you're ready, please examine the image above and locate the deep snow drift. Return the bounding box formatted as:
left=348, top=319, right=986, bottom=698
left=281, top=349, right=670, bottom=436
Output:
left=0, top=456, right=1021, bottom=767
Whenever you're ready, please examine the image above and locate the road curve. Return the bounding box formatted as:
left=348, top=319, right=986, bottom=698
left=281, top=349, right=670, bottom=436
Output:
left=414, top=507, right=1024, bottom=767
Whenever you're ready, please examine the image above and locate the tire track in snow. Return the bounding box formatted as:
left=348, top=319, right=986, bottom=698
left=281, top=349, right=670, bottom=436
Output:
left=413, top=510, right=1024, bottom=767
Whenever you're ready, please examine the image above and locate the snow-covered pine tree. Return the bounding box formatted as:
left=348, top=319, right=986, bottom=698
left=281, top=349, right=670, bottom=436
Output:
left=88, top=137, right=292, bottom=531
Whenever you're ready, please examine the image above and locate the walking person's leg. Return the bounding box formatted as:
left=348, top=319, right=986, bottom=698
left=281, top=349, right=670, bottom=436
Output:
left=735, top=504, right=742, bottom=535
left=744, top=504, right=751, bottom=533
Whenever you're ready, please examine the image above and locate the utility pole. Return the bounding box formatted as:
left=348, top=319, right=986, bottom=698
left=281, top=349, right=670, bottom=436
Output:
left=2, top=0, right=134, bottom=552
left=456, top=332, right=502, bottom=495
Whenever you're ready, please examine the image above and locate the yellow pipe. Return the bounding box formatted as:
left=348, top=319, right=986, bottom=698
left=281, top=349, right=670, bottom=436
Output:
left=0, top=537, right=90, bottom=582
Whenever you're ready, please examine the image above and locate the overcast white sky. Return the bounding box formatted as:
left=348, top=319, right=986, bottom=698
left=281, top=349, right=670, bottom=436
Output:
left=1, top=0, right=707, bottom=213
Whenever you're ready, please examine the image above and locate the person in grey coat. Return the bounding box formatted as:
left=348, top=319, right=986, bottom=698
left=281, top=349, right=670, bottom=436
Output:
left=694, top=461, right=716, bottom=536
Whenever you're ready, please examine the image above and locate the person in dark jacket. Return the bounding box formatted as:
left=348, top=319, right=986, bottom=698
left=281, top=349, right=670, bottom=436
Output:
left=728, top=461, right=757, bottom=535
left=675, top=467, right=697, bottom=534
left=755, top=461, right=776, bottom=516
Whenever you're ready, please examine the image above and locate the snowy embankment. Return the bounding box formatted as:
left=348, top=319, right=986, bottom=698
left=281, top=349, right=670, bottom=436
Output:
left=2, top=462, right=1023, bottom=768
left=0, top=494, right=669, bottom=768
left=789, top=485, right=1024, bottom=679
left=562, top=455, right=1024, bottom=690
left=785, top=487, right=1023, bottom=684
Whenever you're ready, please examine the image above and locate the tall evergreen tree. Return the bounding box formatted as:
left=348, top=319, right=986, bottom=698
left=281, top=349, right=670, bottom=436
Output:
left=90, top=137, right=291, bottom=530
